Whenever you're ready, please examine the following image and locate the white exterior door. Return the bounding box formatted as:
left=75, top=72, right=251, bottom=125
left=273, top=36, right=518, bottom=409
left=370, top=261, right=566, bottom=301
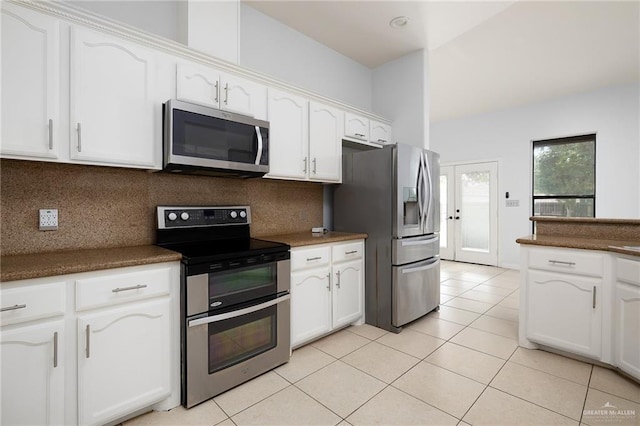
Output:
left=440, top=162, right=498, bottom=266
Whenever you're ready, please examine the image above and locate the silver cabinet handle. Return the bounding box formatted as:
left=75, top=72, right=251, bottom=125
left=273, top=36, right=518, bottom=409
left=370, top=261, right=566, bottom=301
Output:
left=355, top=133, right=365, bottom=137
left=255, top=126, right=263, bottom=165
left=335, top=270, right=341, bottom=288
left=53, top=331, right=58, bottom=368
left=345, top=250, right=358, bottom=255
left=77, top=123, right=82, bottom=152
left=85, top=324, right=90, bottom=358
left=303, top=157, right=307, bottom=173
left=112, top=284, right=147, bottom=293
left=48, top=119, right=53, bottom=150
left=377, top=139, right=386, bottom=143
left=224, top=83, right=229, bottom=105
left=1, top=304, right=27, bottom=312
left=214, top=81, right=219, bottom=103
left=312, top=158, right=317, bottom=174
left=593, top=286, right=596, bottom=309
left=306, top=256, right=322, bottom=261
left=326, top=273, right=331, bottom=291
left=548, top=260, right=576, bottom=266
left=189, top=294, right=290, bottom=327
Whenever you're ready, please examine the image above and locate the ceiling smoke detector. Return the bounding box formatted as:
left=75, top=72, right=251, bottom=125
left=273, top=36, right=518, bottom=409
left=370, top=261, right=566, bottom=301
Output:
left=389, top=16, right=409, bottom=29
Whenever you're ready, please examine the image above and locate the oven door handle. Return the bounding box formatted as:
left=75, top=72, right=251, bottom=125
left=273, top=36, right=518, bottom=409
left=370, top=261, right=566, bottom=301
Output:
left=188, top=294, right=290, bottom=327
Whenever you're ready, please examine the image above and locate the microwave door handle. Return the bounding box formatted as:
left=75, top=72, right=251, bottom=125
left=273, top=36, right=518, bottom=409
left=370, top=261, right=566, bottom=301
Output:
left=187, top=294, right=290, bottom=327
left=255, top=126, right=263, bottom=165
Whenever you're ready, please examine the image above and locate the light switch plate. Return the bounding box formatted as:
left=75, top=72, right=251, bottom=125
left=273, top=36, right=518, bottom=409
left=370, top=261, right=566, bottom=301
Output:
left=506, top=200, right=519, bottom=207
left=39, top=209, right=58, bottom=231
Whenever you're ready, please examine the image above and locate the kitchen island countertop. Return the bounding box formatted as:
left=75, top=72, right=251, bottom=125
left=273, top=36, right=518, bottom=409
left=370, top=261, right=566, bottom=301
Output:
left=1, top=245, right=182, bottom=282
left=260, top=231, right=367, bottom=247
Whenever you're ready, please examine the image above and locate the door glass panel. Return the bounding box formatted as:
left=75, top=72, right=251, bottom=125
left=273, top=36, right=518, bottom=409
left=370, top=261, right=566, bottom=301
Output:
left=440, top=175, right=448, bottom=249
left=460, top=171, right=490, bottom=252
left=208, top=304, right=276, bottom=374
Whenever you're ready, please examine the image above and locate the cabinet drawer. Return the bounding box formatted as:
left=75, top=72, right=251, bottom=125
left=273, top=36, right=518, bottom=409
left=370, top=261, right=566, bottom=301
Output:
left=332, top=240, right=364, bottom=263
left=76, top=267, right=171, bottom=311
left=1, top=282, right=66, bottom=326
left=291, top=246, right=331, bottom=271
left=528, top=247, right=604, bottom=277
left=617, top=257, right=640, bottom=286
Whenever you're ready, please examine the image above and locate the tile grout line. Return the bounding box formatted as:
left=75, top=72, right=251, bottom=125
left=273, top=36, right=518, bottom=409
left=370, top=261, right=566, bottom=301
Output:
left=580, top=364, right=595, bottom=424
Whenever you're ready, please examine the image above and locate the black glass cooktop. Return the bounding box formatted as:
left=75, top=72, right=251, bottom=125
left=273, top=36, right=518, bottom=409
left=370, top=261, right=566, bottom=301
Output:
left=159, top=238, right=289, bottom=265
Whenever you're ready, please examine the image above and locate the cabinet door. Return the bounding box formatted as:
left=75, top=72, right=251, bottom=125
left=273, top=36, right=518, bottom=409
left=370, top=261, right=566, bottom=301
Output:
left=77, top=298, right=170, bottom=426
left=526, top=270, right=602, bottom=359
left=266, top=89, right=308, bottom=180
left=176, top=62, right=220, bottom=108
left=615, top=282, right=640, bottom=380
left=1, top=320, right=64, bottom=426
left=70, top=27, right=158, bottom=169
left=220, top=73, right=267, bottom=120
left=332, top=258, right=364, bottom=329
left=344, top=112, right=369, bottom=141
left=1, top=4, right=59, bottom=159
left=291, top=267, right=331, bottom=347
left=370, top=120, right=392, bottom=145
left=309, top=101, right=341, bottom=183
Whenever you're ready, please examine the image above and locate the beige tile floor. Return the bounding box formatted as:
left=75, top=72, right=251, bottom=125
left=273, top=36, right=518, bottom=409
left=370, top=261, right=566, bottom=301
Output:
left=125, top=260, right=640, bottom=426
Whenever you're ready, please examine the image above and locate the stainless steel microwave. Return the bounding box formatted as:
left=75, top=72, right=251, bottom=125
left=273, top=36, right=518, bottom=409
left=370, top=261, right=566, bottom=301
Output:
left=163, top=99, right=269, bottom=178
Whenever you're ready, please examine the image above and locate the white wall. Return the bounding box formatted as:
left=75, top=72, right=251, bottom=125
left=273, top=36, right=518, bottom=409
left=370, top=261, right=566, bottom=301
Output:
left=239, top=4, right=372, bottom=110
left=372, top=49, right=429, bottom=148
left=67, top=1, right=374, bottom=111
left=431, top=83, right=640, bottom=268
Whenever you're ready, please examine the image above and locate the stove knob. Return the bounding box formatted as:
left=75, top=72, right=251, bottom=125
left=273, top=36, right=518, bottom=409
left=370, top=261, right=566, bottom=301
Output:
left=180, top=212, right=190, bottom=221
left=239, top=211, right=247, bottom=219
left=167, top=212, right=178, bottom=221
left=230, top=211, right=238, bottom=219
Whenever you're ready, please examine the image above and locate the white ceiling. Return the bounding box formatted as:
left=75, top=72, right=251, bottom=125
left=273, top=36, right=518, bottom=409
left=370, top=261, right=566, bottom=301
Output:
left=244, top=0, right=640, bottom=122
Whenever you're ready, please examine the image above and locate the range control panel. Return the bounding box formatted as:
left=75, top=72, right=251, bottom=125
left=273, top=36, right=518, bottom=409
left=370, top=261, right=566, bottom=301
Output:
left=157, top=206, right=251, bottom=229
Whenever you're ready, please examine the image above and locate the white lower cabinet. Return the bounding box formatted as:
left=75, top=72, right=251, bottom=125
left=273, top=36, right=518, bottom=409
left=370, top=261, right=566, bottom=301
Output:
left=615, top=256, right=640, bottom=380
left=77, top=298, right=171, bottom=426
left=0, top=320, right=65, bottom=426
left=290, top=240, right=364, bottom=348
left=0, top=261, right=179, bottom=425
left=526, top=269, right=602, bottom=359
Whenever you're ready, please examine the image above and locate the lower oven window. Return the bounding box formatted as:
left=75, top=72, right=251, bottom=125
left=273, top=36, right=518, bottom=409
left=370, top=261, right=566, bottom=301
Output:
left=208, top=304, right=277, bottom=374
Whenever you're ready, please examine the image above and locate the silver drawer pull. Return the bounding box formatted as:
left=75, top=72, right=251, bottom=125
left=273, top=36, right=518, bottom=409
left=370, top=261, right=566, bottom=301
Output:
left=377, top=139, right=386, bottom=143
left=53, top=332, right=58, bottom=368
left=85, top=325, right=90, bottom=358
left=306, top=256, right=322, bottom=261
left=355, top=133, right=365, bottom=137
left=1, top=304, right=27, bottom=312
left=548, top=260, right=576, bottom=266
left=112, top=284, right=148, bottom=293
left=48, top=119, right=54, bottom=149
left=345, top=250, right=358, bottom=255
left=593, top=286, right=597, bottom=309
left=335, top=270, right=341, bottom=288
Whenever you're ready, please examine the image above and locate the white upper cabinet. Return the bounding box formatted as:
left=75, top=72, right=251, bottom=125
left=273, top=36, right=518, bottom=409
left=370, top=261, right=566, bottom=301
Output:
left=370, top=120, right=393, bottom=145
left=266, top=88, right=309, bottom=180
left=344, top=112, right=369, bottom=142
left=176, top=61, right=267, bottom=120
left=70, top=27, right=159, bottom=169
left=1, top=4, right=60, bottom=160
left=309, top=101, right=341, bottom=182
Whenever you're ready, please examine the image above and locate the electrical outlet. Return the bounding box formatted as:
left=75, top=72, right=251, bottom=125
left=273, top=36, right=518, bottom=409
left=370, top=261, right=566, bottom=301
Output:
left=39, top=209, right=58, bottom=231
left=506, top=200, right=520, bottom=208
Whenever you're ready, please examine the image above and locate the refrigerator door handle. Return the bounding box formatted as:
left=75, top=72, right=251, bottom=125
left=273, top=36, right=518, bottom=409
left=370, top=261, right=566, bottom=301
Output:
left=417, top=155, right=425, bottom=229
left=423, top=152, right=432, bottom=232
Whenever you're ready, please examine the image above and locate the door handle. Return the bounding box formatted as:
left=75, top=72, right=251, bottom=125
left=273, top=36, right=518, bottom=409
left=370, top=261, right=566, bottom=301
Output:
left=455, top=216, right=460, bottom=220
left=0, top=304, right=27, bottom=312
left=448, top=216, right=453, bottom=220
left=53, top=331, right=58, bottom=368
left=255, top=126, right=263, bottom=165
left=85, top=324, right=90, bottom=358
left=335, top=270, right=341, bottom=288
left=303, top=157, right=307, bottom=173
left=188, top=294, right=290, bottom=327
left=77, top=123, right=82, bottom=152
left=48, top=119, right=53, bottom=150
left=214, top=81, right=219, bottom=103
left=224, top=83, right=229, bottom=105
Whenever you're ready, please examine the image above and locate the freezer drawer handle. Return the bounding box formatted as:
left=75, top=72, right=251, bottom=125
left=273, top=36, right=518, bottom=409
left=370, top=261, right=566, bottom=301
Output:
left=401, top=260, right=439, bottom=274
left=1, top=304, right=27, bottom=312
left=188, top=294, right=290, bottom=327
left=401, top=236, right=439, bottom=247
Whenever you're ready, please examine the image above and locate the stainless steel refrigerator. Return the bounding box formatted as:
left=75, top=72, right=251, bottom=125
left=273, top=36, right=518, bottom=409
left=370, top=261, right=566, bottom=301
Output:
left=333, top=143, right=440, bottom=333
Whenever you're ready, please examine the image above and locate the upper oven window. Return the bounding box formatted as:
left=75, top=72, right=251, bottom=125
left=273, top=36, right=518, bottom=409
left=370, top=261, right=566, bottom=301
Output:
left=209, top=263, right=277, bottom=308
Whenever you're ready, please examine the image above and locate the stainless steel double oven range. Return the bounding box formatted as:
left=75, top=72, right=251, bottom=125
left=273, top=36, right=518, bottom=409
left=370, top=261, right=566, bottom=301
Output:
left=156, top=206, right=291, bottom=408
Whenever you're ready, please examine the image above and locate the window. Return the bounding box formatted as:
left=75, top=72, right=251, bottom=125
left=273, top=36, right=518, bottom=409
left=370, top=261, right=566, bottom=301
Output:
left=532, top=134, right=596, bottom=221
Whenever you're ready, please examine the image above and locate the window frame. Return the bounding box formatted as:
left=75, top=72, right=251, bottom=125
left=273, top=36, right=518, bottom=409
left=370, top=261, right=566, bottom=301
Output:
left=531, top=134, right=596, bottom=231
